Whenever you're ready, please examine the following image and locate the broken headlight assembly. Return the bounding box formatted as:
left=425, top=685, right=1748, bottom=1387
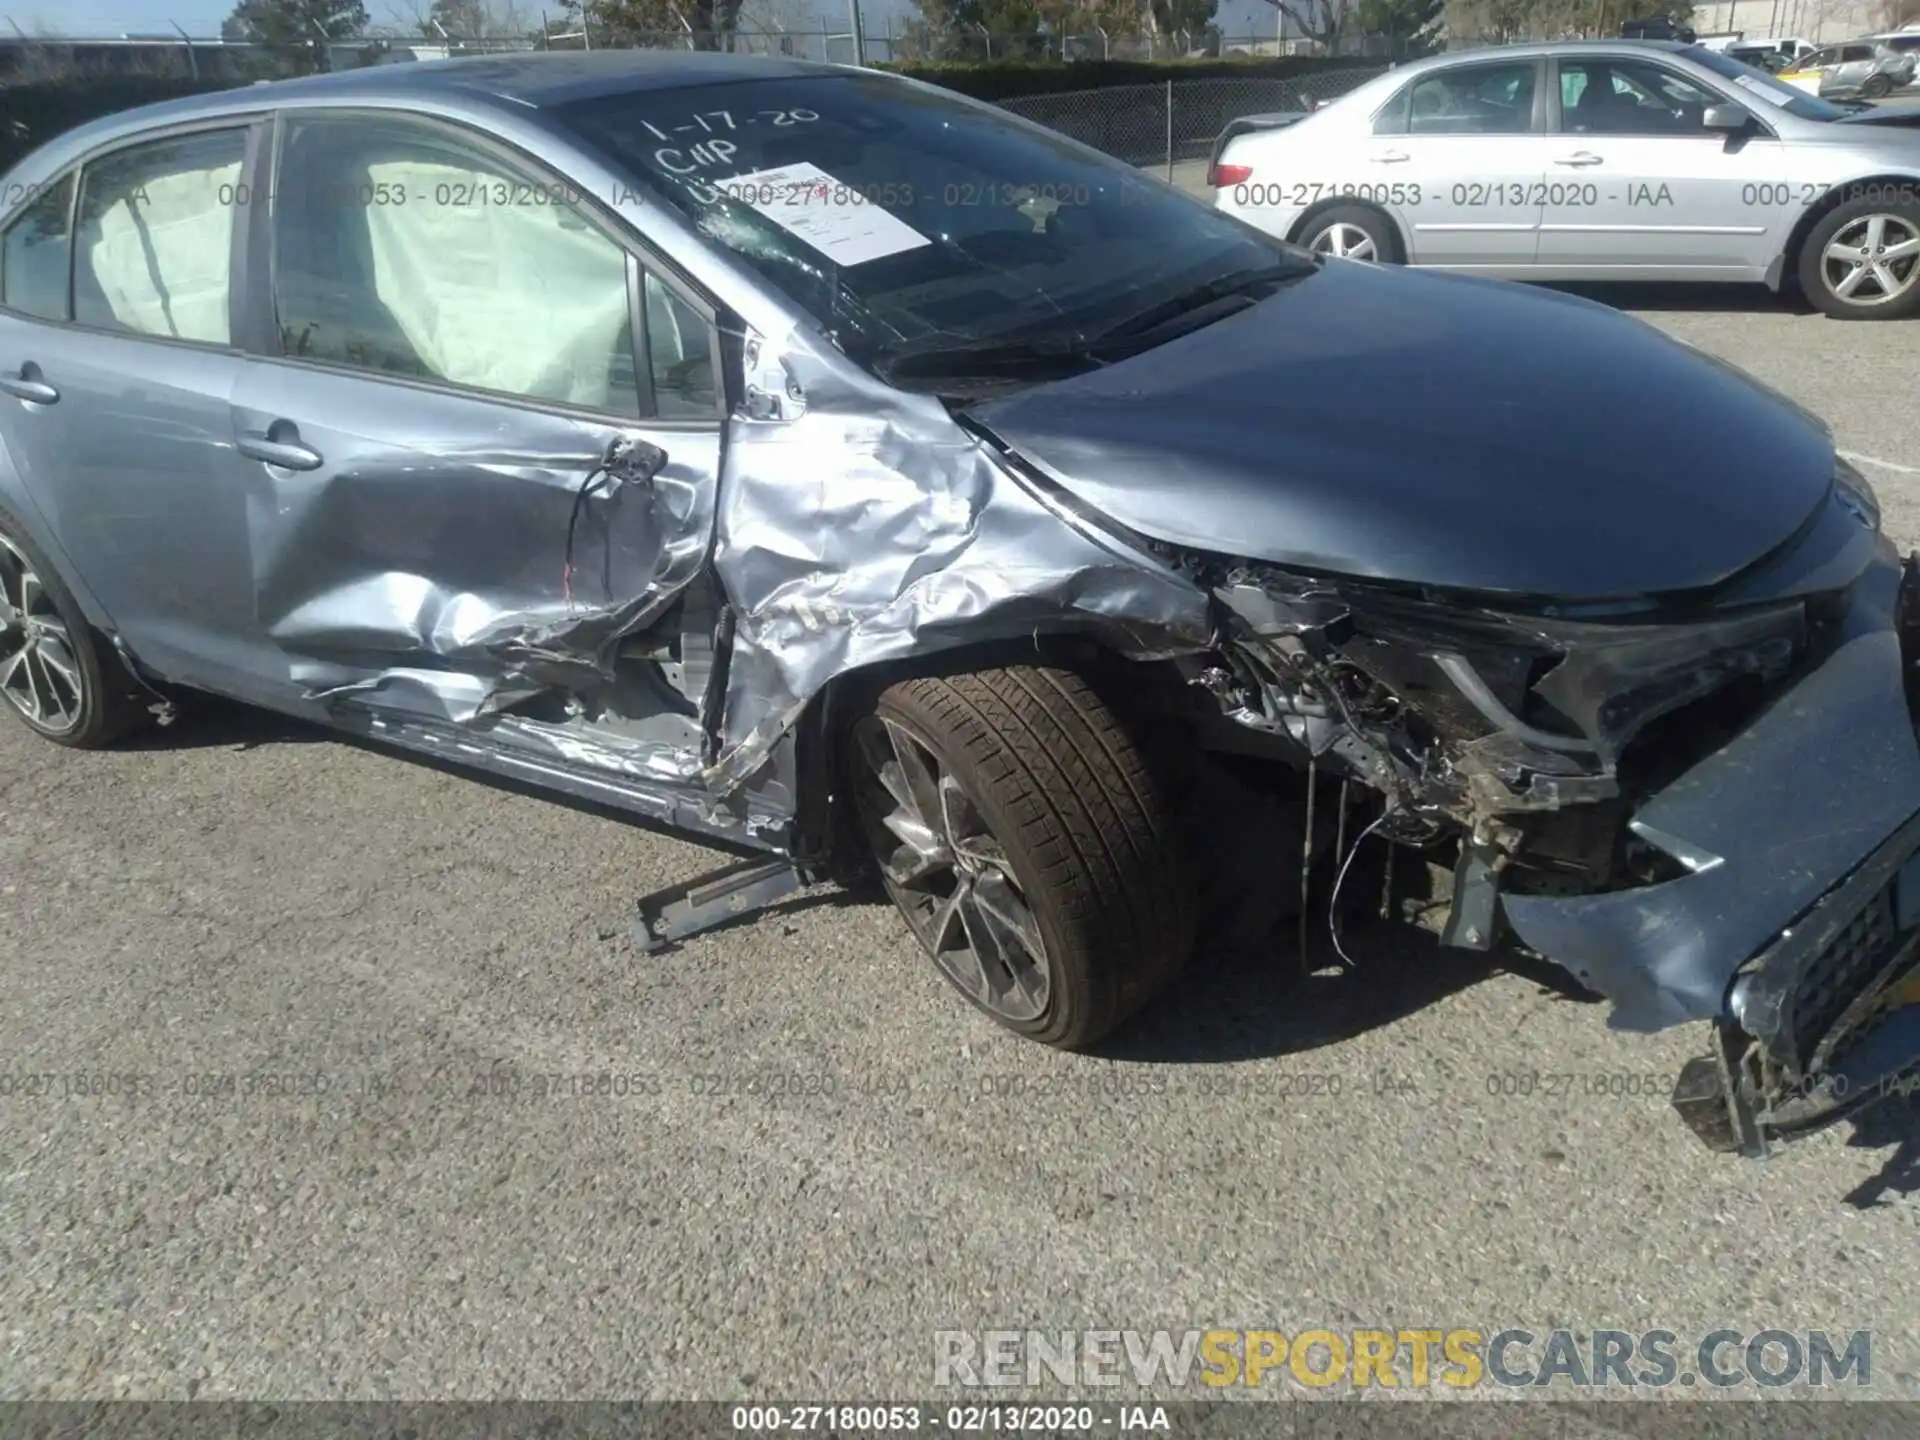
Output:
left=1167, top=547, right=1813, bottom=926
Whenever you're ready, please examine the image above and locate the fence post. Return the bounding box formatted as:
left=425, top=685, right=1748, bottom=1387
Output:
left=846, top=0, right=864, bottom=65
left=1164, top=80, right=1173, bottom=183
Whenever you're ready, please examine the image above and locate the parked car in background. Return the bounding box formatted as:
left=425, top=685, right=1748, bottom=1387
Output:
left=1621, top=17, right=1696, bottom=42
left=7, top=52, right=1920, bottom=1156
left=1209, top=40, right=1920, bottom=318
left=1862, top=28, right=1920, bottom=57
left=1726, top=42, right=1800, bottom=73
left=1726, top=36, right=1818, bottom=66
left=1777, top=41, right=1916, bottom=100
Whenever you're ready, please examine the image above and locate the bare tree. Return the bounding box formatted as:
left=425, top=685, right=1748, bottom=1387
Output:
left=1249, top=0, right=1356, bottom=48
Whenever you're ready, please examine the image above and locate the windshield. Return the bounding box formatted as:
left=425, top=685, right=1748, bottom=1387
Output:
left=555, top=73, right=1307, bottom=373
left=1682, top=46, right=1856, bottom=120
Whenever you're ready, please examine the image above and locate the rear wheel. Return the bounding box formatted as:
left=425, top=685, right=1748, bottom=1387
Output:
left=1798, top=196, right=1920, bottom=318
left=849, top=665, right=1194, bottom=1049
left=0, top=517, right=147, bottom=747
left=1863, top=73, right=1893, bottom=99
left=1299, top=204, right=1401, bottom=264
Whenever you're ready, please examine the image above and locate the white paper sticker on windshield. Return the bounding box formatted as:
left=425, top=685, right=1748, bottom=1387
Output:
left=717, top=161, right=931, bottom=266
left=1731, top=73, right=1793, bottom=107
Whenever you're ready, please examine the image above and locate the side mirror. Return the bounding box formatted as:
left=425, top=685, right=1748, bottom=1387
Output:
left=1703, top=102, right=1752, bottom=131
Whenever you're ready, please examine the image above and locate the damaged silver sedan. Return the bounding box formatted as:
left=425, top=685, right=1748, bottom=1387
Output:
left=3, top=52, right=1919, bottom=1155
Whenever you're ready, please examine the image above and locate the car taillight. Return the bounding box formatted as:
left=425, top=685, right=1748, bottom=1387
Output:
left=1210, top=162, right=1254, bottom=188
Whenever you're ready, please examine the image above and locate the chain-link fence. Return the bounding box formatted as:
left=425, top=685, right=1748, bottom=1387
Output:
left=999, top=66, right=1389, bottom=173
left=0, top=32, right=1389, bottom=178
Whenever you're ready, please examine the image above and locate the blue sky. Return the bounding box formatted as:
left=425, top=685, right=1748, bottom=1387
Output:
left=3, top=0, right=1286, bottom=41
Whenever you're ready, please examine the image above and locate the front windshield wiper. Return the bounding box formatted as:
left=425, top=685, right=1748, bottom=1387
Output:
left=871, top=259, right=1307, bottom=386
left=869, top=333, right=1100, bottom=386
left=1081, top=261, right=1307, bottom=349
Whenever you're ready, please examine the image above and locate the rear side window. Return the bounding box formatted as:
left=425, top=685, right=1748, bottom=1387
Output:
left=1405, top=63, right=1537, bottom=135
left=0, top=176, right=74, bottom=321
left=74, top=128, right=247, bottom=345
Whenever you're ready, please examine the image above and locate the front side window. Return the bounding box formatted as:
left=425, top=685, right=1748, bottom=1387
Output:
left=1404, top=63, right=1538, bottom=135
left=1558, top=60, right=1718, bottom=135
left=555, top=73, right=1304, bottom=374
left=0, top=175, right=74, bottom=321
left=643, top=270, right=715, bottom=419
left=271, top=115, right=657, bottom=417
left=74, top=128, right=245, bottom=345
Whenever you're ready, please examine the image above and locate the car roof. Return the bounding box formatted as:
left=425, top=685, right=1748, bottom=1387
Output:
left=205, top=49, right=840, bottom=111
left=1357, top=38, right=1697, bottom=84
left=5, top=51, right=854, bottom=177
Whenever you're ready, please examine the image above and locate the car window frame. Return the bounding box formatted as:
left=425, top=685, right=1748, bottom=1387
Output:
left=1545, top=55, right=1779, bottom=140
left=0, top=173, right=79, bottom=322
left=1373, top=57, right=1550, bottom=138
left=253, top=106, right=727, bottom=431
left=0, top=114, right=268, bottom=349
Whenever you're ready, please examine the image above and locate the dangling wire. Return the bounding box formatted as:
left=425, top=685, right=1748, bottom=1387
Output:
left=1329, top=811, right=1393, bottom=970
left=1298, top=756, right=1318, bottom=975
left=562, top=446, right=619, bottom=610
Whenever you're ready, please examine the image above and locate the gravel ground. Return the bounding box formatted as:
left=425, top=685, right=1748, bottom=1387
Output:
left=3, top=279, right=1919, bottom=1408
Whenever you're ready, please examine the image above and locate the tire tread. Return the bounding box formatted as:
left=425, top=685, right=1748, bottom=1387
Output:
left=876, top=664, right=1193, bottom=1047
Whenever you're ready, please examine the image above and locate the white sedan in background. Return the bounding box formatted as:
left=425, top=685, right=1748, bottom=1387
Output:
left=1209, top=39, right=1920, bottom=318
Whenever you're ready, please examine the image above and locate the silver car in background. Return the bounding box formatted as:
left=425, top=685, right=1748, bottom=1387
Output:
left=1210, top=40, right=1920, bottom=318
left=1777, top=41, right=1916, bottom=100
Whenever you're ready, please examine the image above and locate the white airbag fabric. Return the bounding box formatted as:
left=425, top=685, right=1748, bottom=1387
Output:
left=362, top=161, right=630, bottom=410
left=80, top=160, right=240, bottom=344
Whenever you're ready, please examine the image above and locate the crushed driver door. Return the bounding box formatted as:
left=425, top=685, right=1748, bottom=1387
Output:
left=235, top=110, right=726, bottom=774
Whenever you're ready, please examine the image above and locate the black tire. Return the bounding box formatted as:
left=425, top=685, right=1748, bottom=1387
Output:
left=1298, top=204, right=1401, bottom=264
left=1863, top=74, right=1893, bottom=100
left=851, top=665, right=1195, bottom=1049
left=1798, top=192, right=1920, bottom=319
left=0, top=511, right=148, bottom=748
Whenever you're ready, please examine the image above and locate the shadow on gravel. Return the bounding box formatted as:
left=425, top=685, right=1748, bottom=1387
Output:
left=1096, top=925, right=1598, bottom=1067
left=117, top=694, right=325, bottom=751
left=1842, top=1091, right=1920, bottom=1208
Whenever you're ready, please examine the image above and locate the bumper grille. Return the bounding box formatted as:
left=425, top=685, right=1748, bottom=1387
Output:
left=1791, top=882, right=1896, bottom=1058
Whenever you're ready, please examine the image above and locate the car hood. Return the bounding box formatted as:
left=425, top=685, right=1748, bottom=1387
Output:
left=971, top=261, right=1836, bottom=601
left=1832, top=107, right=1920, bottom=129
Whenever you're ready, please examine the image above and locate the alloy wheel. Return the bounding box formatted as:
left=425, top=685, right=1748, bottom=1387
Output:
left=852, top=714, right=1051, bottom=1023
left=0, top=533, right=84, bottom=734
left=1821, top=213, right=1920, bottom=307
left=1308, top=222, right=1379, bottom=261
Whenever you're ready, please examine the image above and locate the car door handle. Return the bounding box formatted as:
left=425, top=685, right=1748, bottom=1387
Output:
left=237, top=426, right=323, bottom=471
left=1554, top=151, right=1605, bottom=167
left=1372, top=150, right=1411, bottom=163
left=0, top=365, right=58, bottom=404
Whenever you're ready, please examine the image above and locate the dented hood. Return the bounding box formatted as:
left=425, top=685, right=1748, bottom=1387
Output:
left=972, top=260, right=1836, bottom=601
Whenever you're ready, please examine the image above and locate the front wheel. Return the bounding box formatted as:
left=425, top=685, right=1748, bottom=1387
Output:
left=1798, top=196, right=1920, bottom=318
left=850, top=665, right=1194, bottom=1049
left=1863, top=74, right=1893, bottom=100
